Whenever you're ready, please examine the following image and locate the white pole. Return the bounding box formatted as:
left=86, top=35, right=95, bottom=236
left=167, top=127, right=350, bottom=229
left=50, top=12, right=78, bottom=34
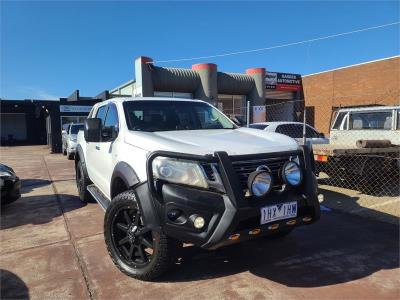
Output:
left=246, top=100, right=250, bottom=127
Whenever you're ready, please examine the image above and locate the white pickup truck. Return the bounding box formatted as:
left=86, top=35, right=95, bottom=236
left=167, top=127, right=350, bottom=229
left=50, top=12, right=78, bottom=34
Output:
left=314, top=105, right=400, bottom=193
left=75, top=97, right=320, bottom=280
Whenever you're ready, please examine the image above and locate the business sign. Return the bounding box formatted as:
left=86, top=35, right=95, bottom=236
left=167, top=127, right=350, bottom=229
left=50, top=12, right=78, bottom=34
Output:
left=253, top=106, right=266, bottom=123
left=266, top=72, right=302, bottom=91
left=60, top=105, right=93, bottom=113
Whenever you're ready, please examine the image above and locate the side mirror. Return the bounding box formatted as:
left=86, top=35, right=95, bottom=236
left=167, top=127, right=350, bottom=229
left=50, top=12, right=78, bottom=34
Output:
left=84, top=118, right=102, bottom=142
left=101, top=126, right=118, bottom=141
left=319, top=132, right=325, bottom=138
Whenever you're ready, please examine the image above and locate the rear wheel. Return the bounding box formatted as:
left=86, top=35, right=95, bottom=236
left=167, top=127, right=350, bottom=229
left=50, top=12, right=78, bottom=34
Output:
left=104, top=190, right=180, bottom=281
left=76, top=159, right=92, bottom=203
left=67, top=149, right=74, bottom=160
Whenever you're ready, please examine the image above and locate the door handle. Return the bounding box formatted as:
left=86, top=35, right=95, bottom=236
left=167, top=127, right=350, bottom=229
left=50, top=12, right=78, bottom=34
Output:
left=95, top=145, right=100, bottom=150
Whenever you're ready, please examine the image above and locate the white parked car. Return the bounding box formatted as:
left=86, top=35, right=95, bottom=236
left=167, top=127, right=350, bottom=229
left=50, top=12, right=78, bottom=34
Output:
left=75, top=97, right=320, bottom=280
left=62, top=123, right=84, bottom=160
left=249, top=122, right=329, bottom=145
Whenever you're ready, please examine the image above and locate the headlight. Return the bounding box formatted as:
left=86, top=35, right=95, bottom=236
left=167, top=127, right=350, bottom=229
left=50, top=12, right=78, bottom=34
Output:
left=152, top=157, right=208, bottom=189
left=248, top=168, right=272, bottom=197
left=282, top=161, right=302, bottom=186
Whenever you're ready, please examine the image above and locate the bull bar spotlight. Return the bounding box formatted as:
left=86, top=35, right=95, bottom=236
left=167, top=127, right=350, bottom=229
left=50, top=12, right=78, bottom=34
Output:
left=282, top=161, right=302, bottom=186
left=247, top=166, right=272, bottom=197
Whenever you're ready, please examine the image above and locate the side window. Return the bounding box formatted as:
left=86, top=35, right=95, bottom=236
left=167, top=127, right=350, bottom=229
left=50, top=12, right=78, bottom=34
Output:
left=332, top=112, right=346, bottom=130
left=96, top=105, right=108, bottom=125
left=306, top=126, right=319, bottom=138
left=349, top=111, right=392, bottom=130
left=276, top=124, right=303, bottom=138
left=104, top=104, right=119, bottom=130
left=397, top=111, right=400, bottom=130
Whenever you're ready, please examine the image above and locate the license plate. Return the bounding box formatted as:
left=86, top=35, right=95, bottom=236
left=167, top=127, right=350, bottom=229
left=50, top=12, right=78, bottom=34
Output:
left=260, top=201, right=297, bottom=225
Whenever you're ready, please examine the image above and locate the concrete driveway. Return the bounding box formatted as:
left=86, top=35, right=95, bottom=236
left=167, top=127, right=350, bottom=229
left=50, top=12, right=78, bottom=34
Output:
left=1, top=146, right=399, bottom=299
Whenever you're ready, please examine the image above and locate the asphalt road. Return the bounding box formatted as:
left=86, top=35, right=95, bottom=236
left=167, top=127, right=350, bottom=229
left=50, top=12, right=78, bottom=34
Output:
left=1, top=146, right=399, bottom=299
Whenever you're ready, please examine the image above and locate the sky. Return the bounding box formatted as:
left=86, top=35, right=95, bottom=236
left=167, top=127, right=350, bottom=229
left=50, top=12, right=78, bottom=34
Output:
left=1, top=0, right=399, bottom=100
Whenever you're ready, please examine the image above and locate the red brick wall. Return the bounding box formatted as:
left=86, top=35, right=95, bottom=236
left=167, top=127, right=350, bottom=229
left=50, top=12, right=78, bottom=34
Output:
left=302, top=56, right=400, bottom=134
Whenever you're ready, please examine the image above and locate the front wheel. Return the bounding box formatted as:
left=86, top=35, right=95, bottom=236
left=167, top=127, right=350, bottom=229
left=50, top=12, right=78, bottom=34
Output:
left=104, top=190, right=180, bottom=281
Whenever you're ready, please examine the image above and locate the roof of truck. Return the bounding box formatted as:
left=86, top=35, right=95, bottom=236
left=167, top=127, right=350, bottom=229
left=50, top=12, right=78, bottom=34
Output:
left=336, top=105, right=399, bottom=112
left=104, top=97, right=205, bottom=104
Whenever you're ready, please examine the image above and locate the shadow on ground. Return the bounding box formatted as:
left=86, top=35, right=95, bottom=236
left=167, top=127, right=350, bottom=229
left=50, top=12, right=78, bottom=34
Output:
left=0, top=269, right=30, bottom=299
left=160, top=211, right=398, bottom=288
left=0, top=192, right=86, bottom=230
left=2, top=179, right=399, bottom=290
left=20, top=178, right=75, bottom=194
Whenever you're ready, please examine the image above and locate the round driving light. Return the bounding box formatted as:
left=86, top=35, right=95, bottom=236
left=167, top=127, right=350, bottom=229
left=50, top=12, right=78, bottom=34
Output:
left=248, top=170, right=272, bottom=197
left=282, top=161, right=302, bottom=186
left=191, top=215, right=205, bottom=229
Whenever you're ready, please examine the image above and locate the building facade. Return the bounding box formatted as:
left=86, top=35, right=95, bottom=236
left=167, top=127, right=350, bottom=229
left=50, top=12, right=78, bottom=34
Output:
left=0, top=91, right=102, bottom=152
left=302, top=55, right=400, bottom=134
left=110, top=56, right=305, bottom=123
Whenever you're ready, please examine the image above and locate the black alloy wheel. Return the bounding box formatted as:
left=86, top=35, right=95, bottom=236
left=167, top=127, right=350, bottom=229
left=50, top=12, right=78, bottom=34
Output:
left=111, top=206, right=154, bottom=266
left=105, top=190, right=180, bottom=281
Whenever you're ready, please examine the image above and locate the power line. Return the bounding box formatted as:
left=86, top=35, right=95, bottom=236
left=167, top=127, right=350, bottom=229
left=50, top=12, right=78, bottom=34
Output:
left=152, top=21, right=400, bottom=64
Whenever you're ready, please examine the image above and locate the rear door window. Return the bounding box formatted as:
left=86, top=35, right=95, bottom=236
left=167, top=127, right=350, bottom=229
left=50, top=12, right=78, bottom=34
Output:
left=70, top=124, right=84, bottom=134
left=276, top=124, right=303, bottom=138
left=349, top=111, right=392, bottom=130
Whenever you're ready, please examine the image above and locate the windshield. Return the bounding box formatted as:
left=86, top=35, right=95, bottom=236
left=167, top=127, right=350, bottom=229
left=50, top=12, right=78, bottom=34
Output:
left=123, top=101, right=236, bottom=132
left=70, top=124, right=84, bottom=134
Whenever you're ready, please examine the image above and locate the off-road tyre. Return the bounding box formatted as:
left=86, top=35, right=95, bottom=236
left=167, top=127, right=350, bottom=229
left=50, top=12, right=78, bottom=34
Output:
left=76, top=159, right=93, bottom=203
left=67, top=150, right=74, bottom=160
left=104, top=190, right=181, bottom=281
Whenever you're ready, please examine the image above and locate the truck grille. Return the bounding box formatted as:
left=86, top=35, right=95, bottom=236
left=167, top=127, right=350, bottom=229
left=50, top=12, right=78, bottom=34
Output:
left=231, top=156, right=293, bottom=190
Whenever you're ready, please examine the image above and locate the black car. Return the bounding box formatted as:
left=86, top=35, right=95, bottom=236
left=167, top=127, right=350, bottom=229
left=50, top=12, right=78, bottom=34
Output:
left=0, top=164, right=21, bottom=205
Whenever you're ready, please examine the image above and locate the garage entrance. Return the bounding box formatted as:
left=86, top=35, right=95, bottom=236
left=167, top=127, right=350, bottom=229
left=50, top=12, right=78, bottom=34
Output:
left=0, top=113, right=27, bottom=145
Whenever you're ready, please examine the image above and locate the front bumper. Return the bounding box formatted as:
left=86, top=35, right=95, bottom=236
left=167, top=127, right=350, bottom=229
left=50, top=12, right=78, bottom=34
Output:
left=144, top=147, right=320, bottom=249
